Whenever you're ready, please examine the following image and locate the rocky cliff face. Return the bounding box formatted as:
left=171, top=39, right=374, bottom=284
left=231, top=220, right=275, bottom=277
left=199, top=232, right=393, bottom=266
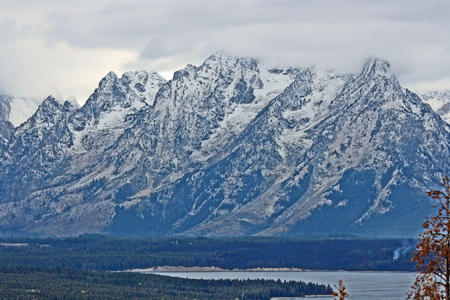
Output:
left=0, top=53, right=448, bottom=237
left=0, top=94, right=13, bottom=148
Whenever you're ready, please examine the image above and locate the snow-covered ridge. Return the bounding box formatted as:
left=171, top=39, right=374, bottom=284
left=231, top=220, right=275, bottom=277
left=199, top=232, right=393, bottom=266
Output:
left=420, top=90, right=450, bottom=123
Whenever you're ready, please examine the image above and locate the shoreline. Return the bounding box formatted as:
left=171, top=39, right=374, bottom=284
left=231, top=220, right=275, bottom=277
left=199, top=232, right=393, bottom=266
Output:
left=131, top=266, right=306, bottom=272
left=130, top=266, right=414, bottom=273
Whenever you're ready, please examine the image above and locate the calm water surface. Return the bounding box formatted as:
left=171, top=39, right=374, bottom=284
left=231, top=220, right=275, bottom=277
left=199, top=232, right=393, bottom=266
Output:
left=147, top=271, right=415, bottom=300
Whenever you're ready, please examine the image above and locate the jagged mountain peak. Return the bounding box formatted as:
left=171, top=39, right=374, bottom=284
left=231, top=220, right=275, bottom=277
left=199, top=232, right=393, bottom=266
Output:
left=360, top=57, right=393, bottom=80
left=156, top=53, right=265, bottom=110
left=171, top=52, right=259, bottom=85
left=203, top=51, right=259, bottom=72
left=102, top=71, right=119, bottom=82
left=89, top=69, right=166, bottom=106
left=82, top=72, right=124, bottom=113
left=119, top=70, right=167, bottom=106
left=172, top=64, right=197, bottom=81
left=208, top=50, right=254, bottom=61
left=78, top=69, right=166, bottom=121
left=33, top=96, right=67, bottom=119
left=121, top=70, right=165, bottom=85
left=122, top=70, right=146, bottom=80
left=206, top=50, right=242, bottom=62
left=327, top=57, right=406, bottom=113
left=41, top=95, right=59, bottom=105
left=37, top=96, right=78, bottom=113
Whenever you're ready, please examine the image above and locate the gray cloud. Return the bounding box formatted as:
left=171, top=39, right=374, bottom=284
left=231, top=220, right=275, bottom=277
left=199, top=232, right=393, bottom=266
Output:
left=0, top=0, right=449, bottom=100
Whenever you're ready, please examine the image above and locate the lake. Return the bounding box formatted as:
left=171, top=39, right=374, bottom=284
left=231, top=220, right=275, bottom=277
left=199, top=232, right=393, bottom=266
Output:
left=146, top=271, right=415, bottom=299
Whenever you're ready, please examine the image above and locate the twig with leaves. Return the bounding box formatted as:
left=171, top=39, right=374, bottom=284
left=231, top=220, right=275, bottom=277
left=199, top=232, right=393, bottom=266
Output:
left=332, top=280, right=348, bottom=300
left=408, top=176, right=450, bottom=300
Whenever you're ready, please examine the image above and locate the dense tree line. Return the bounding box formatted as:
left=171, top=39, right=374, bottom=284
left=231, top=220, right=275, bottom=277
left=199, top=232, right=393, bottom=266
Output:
left=0, top=236, right=413, bottom=271
left=0, top=266, right=330, bottom=299
left=0, top=236, right=414, bottom=271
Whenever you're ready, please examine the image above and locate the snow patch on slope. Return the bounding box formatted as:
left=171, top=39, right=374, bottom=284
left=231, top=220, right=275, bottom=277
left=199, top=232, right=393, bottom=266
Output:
left=8, top=97, right=43, bottom=127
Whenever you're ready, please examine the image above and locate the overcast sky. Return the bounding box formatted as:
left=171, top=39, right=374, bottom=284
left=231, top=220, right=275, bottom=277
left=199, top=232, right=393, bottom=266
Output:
left=0, top=0, right=449, bottom=103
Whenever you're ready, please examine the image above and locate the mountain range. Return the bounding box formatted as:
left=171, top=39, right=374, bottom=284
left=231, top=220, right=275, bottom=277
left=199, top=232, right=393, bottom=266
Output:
left=1, top=52, right=450, bottom=238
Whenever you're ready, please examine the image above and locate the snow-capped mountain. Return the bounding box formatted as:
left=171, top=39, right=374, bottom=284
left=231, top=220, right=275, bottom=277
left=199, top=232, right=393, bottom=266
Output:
left=0, top=53, right=448, bottom=238
left=420, top=90, right=450, bottom=123
left=0, top=93, right=43, bottom=145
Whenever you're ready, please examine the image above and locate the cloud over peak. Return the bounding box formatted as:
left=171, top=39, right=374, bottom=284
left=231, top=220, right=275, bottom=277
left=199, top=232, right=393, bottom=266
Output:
left=0, top=0, right=449, bottom=101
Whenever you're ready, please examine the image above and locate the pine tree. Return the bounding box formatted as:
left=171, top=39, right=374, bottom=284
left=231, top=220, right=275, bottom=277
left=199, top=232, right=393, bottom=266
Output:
left=408, top=176, right=450, bottom=300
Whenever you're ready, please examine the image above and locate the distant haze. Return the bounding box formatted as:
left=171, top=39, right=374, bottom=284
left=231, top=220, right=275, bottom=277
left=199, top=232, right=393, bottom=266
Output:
left=0, top=0, right=449, bottom=104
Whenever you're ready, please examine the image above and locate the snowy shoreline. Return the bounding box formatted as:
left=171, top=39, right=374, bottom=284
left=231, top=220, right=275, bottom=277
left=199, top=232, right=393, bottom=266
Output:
left=130, top=266, right=307, bottom=272
left=130, top=266, right=414, bottom=273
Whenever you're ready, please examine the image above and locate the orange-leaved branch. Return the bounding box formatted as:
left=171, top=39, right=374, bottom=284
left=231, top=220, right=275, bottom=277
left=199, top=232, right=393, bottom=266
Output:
left=408, top=176, right=450, bottom=300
